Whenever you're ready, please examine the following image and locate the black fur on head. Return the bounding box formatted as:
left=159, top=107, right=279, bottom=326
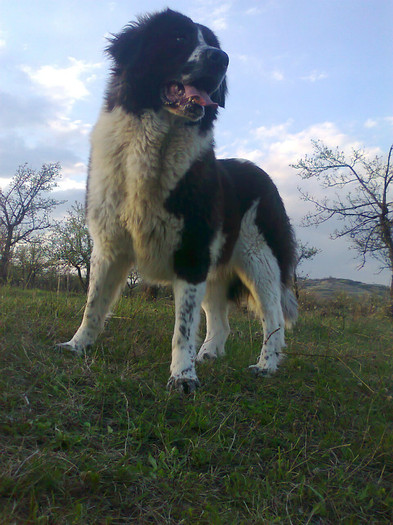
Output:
left=105, top=9, right=228, bottom=130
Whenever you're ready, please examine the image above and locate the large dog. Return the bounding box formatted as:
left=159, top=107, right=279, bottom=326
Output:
left=60, top=9, right=298, bottom=393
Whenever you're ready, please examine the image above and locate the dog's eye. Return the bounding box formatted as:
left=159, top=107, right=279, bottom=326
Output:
left=175, top=35, right=186, bottom=44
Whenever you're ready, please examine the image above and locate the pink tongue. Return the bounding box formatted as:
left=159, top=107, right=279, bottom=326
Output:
left=184, top=85, right=218, bottom=108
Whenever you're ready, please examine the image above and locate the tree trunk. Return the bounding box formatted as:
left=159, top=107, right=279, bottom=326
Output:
left=0, top=256, right=9, bottom=282
left=0, top=234, right=13, bottom=283
left=378, top=211, right=393, bottom=317
left=294, top=271, right=299, bottom=299
left=85, top=259, right=90, bottom=290
left=390, top=273, right=393, bottom=318
left=76, top=265, right=88, bottom=292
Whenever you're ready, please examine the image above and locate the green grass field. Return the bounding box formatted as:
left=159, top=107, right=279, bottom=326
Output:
left=1, top=286, right=393, bottom=524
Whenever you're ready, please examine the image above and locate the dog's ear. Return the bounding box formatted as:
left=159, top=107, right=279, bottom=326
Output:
left=106, top=24, right=142, bottom=68
left=211, top=76, right=227, bottom=109
left=106, top=22, right=157, bottom=113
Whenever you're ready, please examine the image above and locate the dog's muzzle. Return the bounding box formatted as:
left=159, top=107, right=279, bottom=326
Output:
left=183, top=46, right=229, bottom=96
left=162, top=45, right=228, bottom=121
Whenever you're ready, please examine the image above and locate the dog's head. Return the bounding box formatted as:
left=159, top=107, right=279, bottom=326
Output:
left=106, top=9, right=228, bottom=128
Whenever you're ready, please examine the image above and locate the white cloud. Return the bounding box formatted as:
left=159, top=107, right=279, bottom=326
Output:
left=271, top=69, right=285, bottom=81
left=57, top=161, right=87, bottom=192
left=0, top=177, right=11, bottom=188
left=244, top=0, right=280, bottom=16
left=0, top=29, right=6, bottom=49
left=245, top=7, right=262, bottom=16
left=254, top=120, right=293, bottom=140
left=191, top=2, right=232, bottom=31
left=232, top=52, right=263, bottom=75
left=385, top=116, right=393, bottom=127
left=61, top=161, right=87, bottom=178
left=232, top=147, right=265, bottom=165
left=0, top=56, right=96, bottom=181
left=21, top=57, right=102, bottom=112
left=301, top=70, right=328, bottom=82
left=235, top=53, right=253, bottom=64
left=48, top=117, right=92, bottom=137
left=364, top=118, right=378, bottom=128
left=265, top=121, right=358, bottom=166
left=238, top=121, right=363, bottom=171
left=58, top=177, right=86, bottom=192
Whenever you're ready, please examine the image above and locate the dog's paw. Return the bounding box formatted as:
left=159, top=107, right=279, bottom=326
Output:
left=196, top=348, right=217, bottom=362
left=167, top=376, right=200, bottom=394
left=196, top=343, right=223, bottom=363
left=248, top=364, right=275, bottom=377
left=197, top=353, right=215, bottom=362
left=56, top=341, right=85, bottom=356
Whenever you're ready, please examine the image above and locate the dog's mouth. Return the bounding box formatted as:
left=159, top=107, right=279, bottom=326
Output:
left=162, top=81, right=218, bottom=120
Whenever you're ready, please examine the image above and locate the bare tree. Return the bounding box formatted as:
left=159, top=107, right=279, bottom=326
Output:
left=13, top=240, right=52, bottom=288
left=294, top=241, right=320, bottom=298
left=51, top=202, right=92, bottom=291
left=0, top=163, right=62, bottom=282
left=293, top=141, right=393, bottom=313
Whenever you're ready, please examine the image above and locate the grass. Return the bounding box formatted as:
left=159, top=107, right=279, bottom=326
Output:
left=1, top=286, right=393, bottom=524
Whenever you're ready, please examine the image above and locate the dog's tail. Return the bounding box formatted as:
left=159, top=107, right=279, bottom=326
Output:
left=281, top=284, right=298, bottom=328
left=228, top=277, right=298, bottom=328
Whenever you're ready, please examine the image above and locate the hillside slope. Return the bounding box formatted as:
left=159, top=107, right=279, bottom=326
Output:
left=300, top=277, right=388, bottom=299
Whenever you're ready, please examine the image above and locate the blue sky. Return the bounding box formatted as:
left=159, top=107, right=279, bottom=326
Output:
left=0, top=0, right=392, bottom=284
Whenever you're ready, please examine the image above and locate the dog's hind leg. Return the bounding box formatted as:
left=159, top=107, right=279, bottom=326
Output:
left=197, top=279, right=230, bottom=362
left=167, top=279, right=206, bottom=393
left=58, top=246, right=132, bottom=354
left=236, top=246, right=286, bottom=376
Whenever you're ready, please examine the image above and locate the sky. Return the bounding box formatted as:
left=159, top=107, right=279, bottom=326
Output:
left=0, top=0, right=392, bottom=285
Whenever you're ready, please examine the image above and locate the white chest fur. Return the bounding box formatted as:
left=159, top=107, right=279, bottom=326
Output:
left=86, top=107, right=213, bottom=282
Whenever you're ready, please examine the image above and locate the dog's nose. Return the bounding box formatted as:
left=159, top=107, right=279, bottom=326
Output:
left=205, top=48, right=229, bottom=71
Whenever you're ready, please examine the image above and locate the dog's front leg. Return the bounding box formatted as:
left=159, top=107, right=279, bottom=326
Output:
left=167, top=279, right=206, bottom=393
left=58, top=247, right=132, bottom=354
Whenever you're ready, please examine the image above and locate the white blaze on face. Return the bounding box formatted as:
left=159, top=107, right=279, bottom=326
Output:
left=186, top=28, right=209, bottom=63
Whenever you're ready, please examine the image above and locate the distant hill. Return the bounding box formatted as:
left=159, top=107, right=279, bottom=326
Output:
left=299, top=277, right=389, bottom=299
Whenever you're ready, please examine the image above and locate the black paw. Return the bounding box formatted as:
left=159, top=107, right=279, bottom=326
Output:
left=167, top=376, right=200, bottom=394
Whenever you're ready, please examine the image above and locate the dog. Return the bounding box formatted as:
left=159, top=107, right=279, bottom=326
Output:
left=59, top=9, right=298, bottom=393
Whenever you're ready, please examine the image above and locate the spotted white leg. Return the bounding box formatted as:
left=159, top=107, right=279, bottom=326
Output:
left=58, top=247, right=131, bottom=354
left=250, top=311, right=285, bottom=376
left=238, top=257, right=286, bottom=375
left=167, top=279, right=206, bottom=393
left=197, top=279, right=230, bottom=362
